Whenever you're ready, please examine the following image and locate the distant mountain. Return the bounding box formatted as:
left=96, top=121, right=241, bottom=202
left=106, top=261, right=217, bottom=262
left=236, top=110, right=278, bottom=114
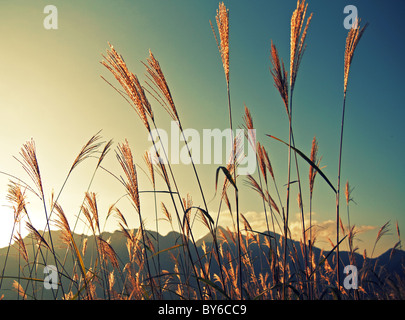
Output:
left=0, top=228, right=403, bottom=299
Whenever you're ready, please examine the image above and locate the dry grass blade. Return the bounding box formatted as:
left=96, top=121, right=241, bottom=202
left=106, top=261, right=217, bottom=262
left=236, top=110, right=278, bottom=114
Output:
left=309, top=235, right=347, bottom=278
left=185, top=206, right=215, bottom=229
left=267, top=134, right=336, bottom=193
left=26, top=222, right=51, bottom=250
left=215, top=166, right=238, bottom=196
left=219, top=134, right=244, bottom=197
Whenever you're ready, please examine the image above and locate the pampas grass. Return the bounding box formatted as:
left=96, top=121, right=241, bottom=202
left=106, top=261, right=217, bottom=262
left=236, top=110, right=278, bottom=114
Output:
left=2, top=1, right=400, bottom=302
left=211, top=2, right=229, bottom=84
left=290, top=0, right=312, bottom=93
left=336, top=19, right=368, bottom=290
left=211, top=2, right=243, bottom=298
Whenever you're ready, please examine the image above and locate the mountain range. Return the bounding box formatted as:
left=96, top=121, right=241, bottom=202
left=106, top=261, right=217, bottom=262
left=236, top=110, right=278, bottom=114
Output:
left=0, top=227, right=404, bottom=299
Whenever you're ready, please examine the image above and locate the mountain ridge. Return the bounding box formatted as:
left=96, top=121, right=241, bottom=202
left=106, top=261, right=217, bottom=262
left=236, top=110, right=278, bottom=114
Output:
left=1, top=227, right=403, bottom=299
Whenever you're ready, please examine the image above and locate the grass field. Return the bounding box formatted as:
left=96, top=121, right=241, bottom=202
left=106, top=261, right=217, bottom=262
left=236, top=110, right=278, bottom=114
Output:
left=0, top=1, right=403, bottom=300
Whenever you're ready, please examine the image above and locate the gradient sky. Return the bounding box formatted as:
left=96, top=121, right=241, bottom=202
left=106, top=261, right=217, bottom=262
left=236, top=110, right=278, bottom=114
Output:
left=0, top=0, right=404, bottom=257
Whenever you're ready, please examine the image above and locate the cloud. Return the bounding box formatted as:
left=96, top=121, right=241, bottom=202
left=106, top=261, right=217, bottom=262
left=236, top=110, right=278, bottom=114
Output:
left=215, top=210, right=377, bottom=250
left=216, top=210, right=271, bottom=232
left=287, top=212, right=377, bottom=248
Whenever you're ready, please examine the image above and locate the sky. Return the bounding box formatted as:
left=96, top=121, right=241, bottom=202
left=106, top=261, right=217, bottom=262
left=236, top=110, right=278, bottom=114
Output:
left=0, top=0, right=404, bottom=258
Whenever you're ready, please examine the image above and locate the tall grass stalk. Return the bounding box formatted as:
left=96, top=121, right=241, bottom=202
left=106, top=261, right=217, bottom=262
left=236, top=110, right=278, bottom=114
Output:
left=102, top=44, right=207, bottom=298
left=211, top=2, right=243, bottom=298
left=336, top=19, right=368, bottom=290
left=269, top=0, right=312, bottom=299
left=143, top=50, right=225, bottom=294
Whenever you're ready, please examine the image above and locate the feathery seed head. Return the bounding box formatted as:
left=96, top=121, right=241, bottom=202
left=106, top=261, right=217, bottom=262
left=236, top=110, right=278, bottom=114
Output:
left=17, top=139, right=43, bottom=197
left=344, top=20, right=368, bottom=94
left=116, top=140, right=140, bottom=213
left=309, top=136, right=320, bottom=195
left=13, top=281, right=27, bottom=299
left=53, top=202, right=73, bottom=246
left=243, top=105, right=256, bottom=149
left=144, top=50, right=178, bottom=122
left=82, top=192, right=100, bottom=234
left=345, top=180, right=350, bottom=205
left=102, top=43, right=151, bottom=131
left=211, top=2, right=230, bottom=83
left=290, top=0, right=312, bottom=92
left=13, top=233, right=29, bottom=263
left=143, top=151, right=155, bottom=188
left=270, top=41, right=289, bottom=115
left=7, top=182, right=27, bottom=222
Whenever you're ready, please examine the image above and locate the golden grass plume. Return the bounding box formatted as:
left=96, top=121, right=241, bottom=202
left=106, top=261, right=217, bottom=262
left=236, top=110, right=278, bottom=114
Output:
left=290, top=0, right=312, bottom=92
left=344, top=19, right=368, bottom=94
left=211, top=2, right=230, bottom=83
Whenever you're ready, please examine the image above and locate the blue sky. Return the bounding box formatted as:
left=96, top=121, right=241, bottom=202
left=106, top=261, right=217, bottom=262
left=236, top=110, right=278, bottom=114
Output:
left=0, top=0, right=404, bottom=256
